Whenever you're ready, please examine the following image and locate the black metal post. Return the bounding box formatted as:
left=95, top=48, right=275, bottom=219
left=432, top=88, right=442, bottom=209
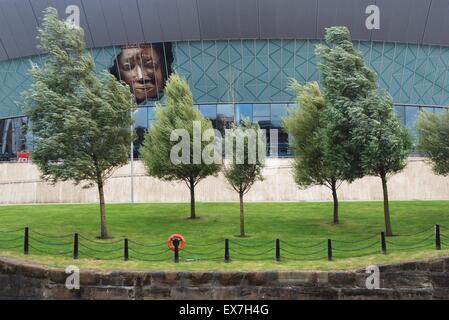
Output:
left=73, top=233, right=78, bottom=260
left=275, top=239, right=280, bottom=262
left=436, top=224, right=441, bottom=251
left=124, top=238, right=129, bottom=261
left=327, top=239, right=332, bottom=261
left=381, top=231, right=387, bottom=255
left=224, top=239, right=229, bottom=262
left=173, top=238, right=180, bottom=263
left=24, top=227, right=29, bottom=255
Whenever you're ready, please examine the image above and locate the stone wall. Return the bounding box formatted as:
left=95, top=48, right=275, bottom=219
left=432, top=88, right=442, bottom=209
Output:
left=1, top=257, right=449, bottom=299
left=1, top=157, right=449, bottom=204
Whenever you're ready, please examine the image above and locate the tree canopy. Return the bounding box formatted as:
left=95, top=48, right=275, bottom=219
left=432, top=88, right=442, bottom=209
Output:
left=223, top=120, right=265, bottom=236
left=140, top=74, right=220, bottom=219
left=316, top=26, right=377, bottom=181
left=315, top=26, right=411, bottom=235
left=23, top=8, right=135, bottom=238
left=416, top=110, right=449, bottom=176
left=284, top=80, right=345, bottom=223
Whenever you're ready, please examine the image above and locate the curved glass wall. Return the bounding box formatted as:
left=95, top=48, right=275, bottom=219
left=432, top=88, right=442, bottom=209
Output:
left=0, top=104, right=446, bottom=161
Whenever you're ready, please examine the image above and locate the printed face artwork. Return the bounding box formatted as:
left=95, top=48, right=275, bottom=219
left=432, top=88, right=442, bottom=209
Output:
left=110, top=43, right=173, bottom=104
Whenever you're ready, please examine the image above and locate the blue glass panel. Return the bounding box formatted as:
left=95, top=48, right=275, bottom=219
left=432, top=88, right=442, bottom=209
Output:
left=199, top=104, right=217, bottom=120
left=216, top=104, right=234, bottom=132
left=421, top=106, right=434, bottom=114
left=236, top=104, right=253, bottom=124
left=134, top=107, right=148, bottom=128
left=270, top=104, right=288, bottom=128
left=394, top=105, right=405, bottom=126
left=405, top=106, right=419, bottom=129
left=217, top=104, right=234, bottom=119
left=405, top=106, right=420, bottom=144
left=147, top=107, right=156, bottom=127
left=253, top=104, right=270, bottom=117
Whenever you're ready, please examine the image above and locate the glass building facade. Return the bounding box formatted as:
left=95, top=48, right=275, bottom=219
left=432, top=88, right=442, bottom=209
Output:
left=1, top=39, right=449, bottom=160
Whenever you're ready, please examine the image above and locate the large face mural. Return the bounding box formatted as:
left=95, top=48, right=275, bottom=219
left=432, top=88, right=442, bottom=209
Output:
left=109, top=43, right=174, bottom=104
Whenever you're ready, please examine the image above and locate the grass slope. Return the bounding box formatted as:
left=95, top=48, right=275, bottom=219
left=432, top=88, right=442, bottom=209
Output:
left=0, top=201, right=448, bottom=271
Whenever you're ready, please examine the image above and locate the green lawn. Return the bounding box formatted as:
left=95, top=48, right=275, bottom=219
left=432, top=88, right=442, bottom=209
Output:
left=0, top=201, right=449, bottom=271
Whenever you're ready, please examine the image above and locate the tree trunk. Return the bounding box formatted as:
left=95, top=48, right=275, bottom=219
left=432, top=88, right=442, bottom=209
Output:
left=189, top=179, right=196, bottom=219
left=381, top=173, right=393, bottom=236
left=97, top=180, right=109, bottom=239
left=331, top=181, right=339, bottom=224
left=239, top=192, right=245, bottom=237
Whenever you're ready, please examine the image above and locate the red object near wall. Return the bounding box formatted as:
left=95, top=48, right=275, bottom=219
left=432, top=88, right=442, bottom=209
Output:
left=17, top=152, right=30, bottom=163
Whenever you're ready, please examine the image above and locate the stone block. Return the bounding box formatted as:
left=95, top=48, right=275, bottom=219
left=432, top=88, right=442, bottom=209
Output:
left=328, top=272, right=357, bottom=287
left=215, top=273, right=245, bottom=286
left=430, top=273, right=449, bottom=288
left=339, top=288, right=393, bottom=300
left=257, top=286, right=302, bottom=300
left=276, top=272, right=317, bottom=286
left=244, top=272, right=277, bottom=286
left=141, top=287, right=171, bottom=299
left=150, top=272, right=182, bottom=287
left=80, top=286, right=133, bottom=300
left=296, top=287, right=339, bottom=300
left=428, top=260, right=445, bottom=272
left=79, top=270, right=102, bottom=286
left=380, top=272, right=432, bottom=288
left=212, top=287, right=242, bottom=300
left=170, top=287, right=212, bottom=300
left=183, top=272, right=214, bottom=287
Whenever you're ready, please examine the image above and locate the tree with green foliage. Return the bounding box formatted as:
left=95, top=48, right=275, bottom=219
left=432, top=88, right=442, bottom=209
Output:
left=283, top=80, right=345, bottom=224
left=223, top=121, right=265, bottom=237
left=315, top=26, right=377, bottom=182
left=416, top=110, right=449, bottom=176
left=316, top=26, right=411, bottom=236
left=22, top=8, right=135, bottom=239
left=141, top=74, right=220, bottom=219
left=356, top=94, right=411, bottom=236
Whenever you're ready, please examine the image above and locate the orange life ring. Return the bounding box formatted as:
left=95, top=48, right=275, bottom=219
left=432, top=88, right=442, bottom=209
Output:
left=167, top=234, right=186, bottom=252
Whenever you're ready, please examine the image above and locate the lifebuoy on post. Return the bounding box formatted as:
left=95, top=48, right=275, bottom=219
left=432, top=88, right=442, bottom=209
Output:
left=167, top=234, right=186, bottom=252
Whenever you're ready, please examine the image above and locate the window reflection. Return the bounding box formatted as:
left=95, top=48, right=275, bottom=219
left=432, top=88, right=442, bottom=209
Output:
left=0, top=116, right=29, bottom=161
left=236, top=104, right=253, bottom=124
left=420, top=106, right=434, bottom=115
left=270, top=104, right=288, bottom=128
left=434, top=107, right=445, bottom=114
left=131, top=107, right=149, bottom=159
left=395, top=105, right=405, bottom=124
left=253, top=104, right=271, bottom=131
left=253, top=104, right=270, bottom=117
left=148, top=106, right=156, bottom=126
left=3, top=103, right=442, bottom=162
left=405, top=106, right=419, bottom=129
left=270, top=104, right=290, bottom=156
left=216, top=104, right=234, bottom=133
left=199, top=105, right=217, bottom=128
left=133, top=107, right=148, bottom=128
